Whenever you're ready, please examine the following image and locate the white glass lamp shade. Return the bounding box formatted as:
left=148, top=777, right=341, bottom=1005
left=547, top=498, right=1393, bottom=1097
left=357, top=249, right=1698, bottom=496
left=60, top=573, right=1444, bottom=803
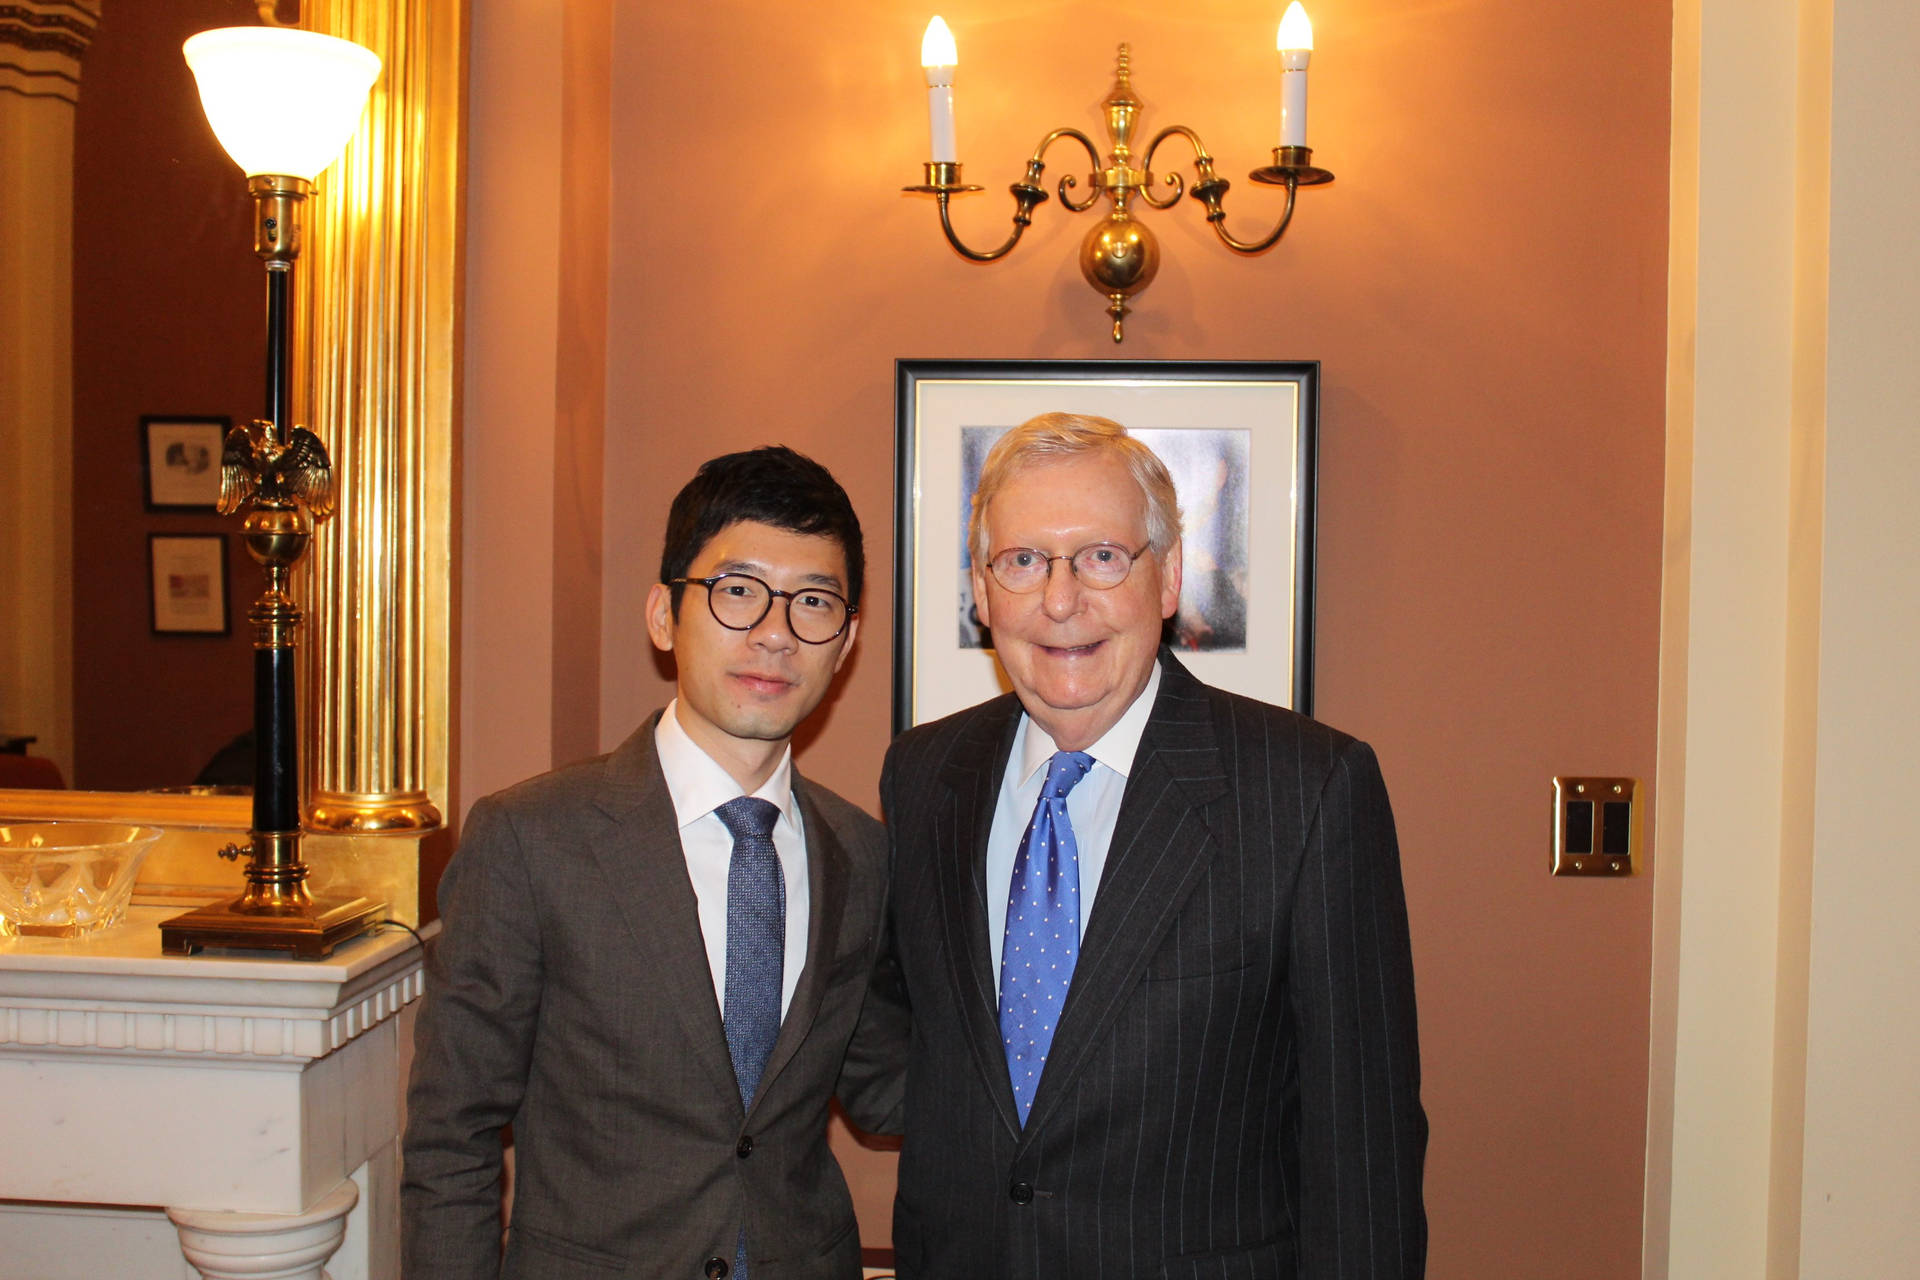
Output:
left=183, top=27, right=381, bottom=181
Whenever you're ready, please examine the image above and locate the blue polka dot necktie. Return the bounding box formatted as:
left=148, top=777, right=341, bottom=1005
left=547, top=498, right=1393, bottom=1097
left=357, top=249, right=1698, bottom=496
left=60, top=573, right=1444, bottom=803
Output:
left=716, top=795, right=784, bottom=1280
left=998, top=750, right=1094, bottom=1126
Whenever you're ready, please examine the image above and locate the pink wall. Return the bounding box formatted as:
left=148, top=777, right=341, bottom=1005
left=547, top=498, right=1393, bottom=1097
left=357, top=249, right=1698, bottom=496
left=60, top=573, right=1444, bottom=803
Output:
left=465, top=0, right=1669, bottom=1273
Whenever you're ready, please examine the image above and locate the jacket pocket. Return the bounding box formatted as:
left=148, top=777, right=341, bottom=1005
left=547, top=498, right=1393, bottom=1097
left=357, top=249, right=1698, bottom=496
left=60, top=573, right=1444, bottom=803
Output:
left=1159, top=1234, right=1294, bottom=1279
left=1142, top=933, right=1257, bottom=982
left=506, top=1221, right=627, bottom=1273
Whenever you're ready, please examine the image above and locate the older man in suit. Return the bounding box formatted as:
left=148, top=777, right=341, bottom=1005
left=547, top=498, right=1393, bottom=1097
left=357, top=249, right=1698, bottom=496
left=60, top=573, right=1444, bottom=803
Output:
left=883, top=414, right=1427, bottom=1279
left=404, top=446, right=905, bottom=1279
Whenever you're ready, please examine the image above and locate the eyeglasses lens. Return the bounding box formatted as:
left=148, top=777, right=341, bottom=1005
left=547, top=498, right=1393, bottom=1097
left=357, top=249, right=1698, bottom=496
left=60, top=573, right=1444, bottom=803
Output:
left=706, top=575, right=848, bottom=643
left=988, top=544, right=1135, bottom=593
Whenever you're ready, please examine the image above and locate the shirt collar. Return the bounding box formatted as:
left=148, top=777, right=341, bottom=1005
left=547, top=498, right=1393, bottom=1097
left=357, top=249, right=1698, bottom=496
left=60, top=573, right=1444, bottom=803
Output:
left=655, top=698, right=799, bottom=832
left=1015, top=660, right=1163, bottom=787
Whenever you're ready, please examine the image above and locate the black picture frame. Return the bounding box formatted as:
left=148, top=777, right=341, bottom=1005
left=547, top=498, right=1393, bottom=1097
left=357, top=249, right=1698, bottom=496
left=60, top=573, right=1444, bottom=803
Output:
left=141, top=415, right=229, bottom=512
left=148, top=533, right=231, bottom=636
left=893, top=358, right=1319, bottom=736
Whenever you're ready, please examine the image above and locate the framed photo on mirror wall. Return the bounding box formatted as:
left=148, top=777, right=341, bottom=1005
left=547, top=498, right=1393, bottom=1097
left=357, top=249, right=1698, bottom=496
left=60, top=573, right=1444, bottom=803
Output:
left=141, top=415, right=229, bottom=511
left=893, top=359, right=1318, bottom=736
left=149, top=533, right=231, bottom=636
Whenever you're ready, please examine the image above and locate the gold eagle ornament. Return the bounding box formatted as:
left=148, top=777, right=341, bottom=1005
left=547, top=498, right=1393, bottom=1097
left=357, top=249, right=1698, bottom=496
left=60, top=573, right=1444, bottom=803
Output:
left=217, top=419, right=335, bottom=520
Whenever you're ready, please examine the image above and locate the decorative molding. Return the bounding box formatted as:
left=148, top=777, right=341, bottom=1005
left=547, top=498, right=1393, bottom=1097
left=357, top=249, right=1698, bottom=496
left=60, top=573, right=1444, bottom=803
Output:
left=0, top=907, right=422, bottom=1064
left=0, top=964, right=421, bottom=1062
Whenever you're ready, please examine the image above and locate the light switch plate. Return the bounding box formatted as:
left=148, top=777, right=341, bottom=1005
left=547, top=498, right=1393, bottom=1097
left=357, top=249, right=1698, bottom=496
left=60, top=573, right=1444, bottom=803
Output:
left=1552, top=776, right=1639, bottom=876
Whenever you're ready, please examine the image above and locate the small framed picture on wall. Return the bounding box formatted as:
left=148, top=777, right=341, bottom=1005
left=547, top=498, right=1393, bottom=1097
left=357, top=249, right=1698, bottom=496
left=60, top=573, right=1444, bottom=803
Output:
left=141, top=415, right=229, bottom=511
left=149, top=533, right=231, bottom=636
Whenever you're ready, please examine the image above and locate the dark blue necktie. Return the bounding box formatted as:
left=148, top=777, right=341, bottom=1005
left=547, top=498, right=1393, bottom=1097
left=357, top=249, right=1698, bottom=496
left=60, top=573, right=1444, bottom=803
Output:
left=716, top=795, right=784, bottom=1279
left=998, top=750, right=1094, bottom=1126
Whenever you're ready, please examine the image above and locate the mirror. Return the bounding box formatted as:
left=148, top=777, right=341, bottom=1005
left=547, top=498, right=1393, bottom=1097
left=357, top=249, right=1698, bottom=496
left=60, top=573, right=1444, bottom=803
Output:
left=68, top=0, right=264, bottom=794
left=1, top=0, right=458, bottom=888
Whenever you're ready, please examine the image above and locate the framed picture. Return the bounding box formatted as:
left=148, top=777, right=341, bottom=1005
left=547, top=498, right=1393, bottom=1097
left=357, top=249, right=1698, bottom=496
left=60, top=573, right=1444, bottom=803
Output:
left=141, top=415, right=229, bottom=511
left=894, top=358, right=1318, bottom=734
left=149, top=533, right=231, bottom=635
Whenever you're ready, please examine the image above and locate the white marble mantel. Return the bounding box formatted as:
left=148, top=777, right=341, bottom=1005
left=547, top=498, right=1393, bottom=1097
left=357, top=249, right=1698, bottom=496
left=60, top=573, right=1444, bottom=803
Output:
left=0, top=905, right=423, bottom=1280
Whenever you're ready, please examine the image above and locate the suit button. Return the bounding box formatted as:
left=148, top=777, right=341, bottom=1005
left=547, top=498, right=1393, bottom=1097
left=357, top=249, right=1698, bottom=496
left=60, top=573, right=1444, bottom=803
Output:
left=736, top=1134, right=754, bottom=1158
left=1009, top=1180, right=1033, bottom=1205
left=704, top=1257, right=730, bottom=1279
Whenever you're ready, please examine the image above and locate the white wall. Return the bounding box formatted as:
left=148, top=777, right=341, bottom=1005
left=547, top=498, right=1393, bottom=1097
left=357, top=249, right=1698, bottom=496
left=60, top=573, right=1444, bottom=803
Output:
left=1797, top=0, right=1920, bottom=1270
left=1651, top=0, right=1817, bottom=1269
left=1651, top=0, right=1920, bottom=1274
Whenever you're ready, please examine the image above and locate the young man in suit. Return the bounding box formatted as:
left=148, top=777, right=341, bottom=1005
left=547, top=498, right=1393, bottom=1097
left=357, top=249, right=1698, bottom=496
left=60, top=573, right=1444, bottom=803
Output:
left=404, top=446, right=905, bottom=1280
left=883, top=414, right=1427, bottom=1279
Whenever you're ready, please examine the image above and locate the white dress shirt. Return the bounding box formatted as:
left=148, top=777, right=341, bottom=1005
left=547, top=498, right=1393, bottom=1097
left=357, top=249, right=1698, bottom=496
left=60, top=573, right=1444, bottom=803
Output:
left=986, top=662, right=1162, bottom=990
left=655, top=699, right=811, bottom=1021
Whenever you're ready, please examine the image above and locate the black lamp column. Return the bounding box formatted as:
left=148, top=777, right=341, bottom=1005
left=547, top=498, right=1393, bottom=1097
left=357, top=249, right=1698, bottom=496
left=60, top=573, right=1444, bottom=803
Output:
left=255, top=261, right=298, bottom=837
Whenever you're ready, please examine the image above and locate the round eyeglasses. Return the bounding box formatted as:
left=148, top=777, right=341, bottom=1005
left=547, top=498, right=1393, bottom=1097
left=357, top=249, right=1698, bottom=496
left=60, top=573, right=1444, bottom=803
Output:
left=983, top=542, right=1152, bottom=593
left=672, top=573, right=857, bottom=644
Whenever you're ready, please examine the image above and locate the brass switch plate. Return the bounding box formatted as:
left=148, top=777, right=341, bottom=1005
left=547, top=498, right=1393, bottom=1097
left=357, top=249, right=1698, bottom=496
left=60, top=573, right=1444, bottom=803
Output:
left=1552, top=776, right=1639, bottom=876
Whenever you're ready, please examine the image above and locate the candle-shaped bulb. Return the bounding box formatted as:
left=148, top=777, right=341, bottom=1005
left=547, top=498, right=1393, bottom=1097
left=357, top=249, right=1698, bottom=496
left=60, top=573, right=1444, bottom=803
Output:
left=921, top=16, right=958, bottom=163
left=1276, top=3, right=1312, bottom=148
left=1277, top=2, right=1313, bottom=52
left=922, top=15, right=957, bottom=67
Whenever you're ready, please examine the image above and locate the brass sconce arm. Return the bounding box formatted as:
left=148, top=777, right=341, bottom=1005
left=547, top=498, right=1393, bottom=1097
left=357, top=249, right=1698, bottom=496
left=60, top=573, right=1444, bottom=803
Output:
left=1141, top=126, right=1304, bottom=256
left=936, top=177, right=1038, bottom=263
left=1037, top=128, right=1106, bottom=213
left=907, top=128, right=1108, bottom=263
left=1200, top=165, right=1300, bottom=256
left=1138, top=125, right=1202, bottom=211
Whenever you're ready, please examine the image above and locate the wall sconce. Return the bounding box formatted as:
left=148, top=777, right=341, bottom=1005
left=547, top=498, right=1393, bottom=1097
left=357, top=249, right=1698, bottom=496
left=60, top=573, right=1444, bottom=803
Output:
left=905, top=4, right=1333, bottom=342
left=161, top=26, right=385, bottom=959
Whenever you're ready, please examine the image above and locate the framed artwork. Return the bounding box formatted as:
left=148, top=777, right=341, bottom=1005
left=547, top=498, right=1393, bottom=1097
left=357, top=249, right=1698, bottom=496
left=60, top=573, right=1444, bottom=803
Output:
left=141, top=415, right=229, bottom=511
left=893, top=359, right=1319, bottom=735
left=149, top=534, right=231, bottom=636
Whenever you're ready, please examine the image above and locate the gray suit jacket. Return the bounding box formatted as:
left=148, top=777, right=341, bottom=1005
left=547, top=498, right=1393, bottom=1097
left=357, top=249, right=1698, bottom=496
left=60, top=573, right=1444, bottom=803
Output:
left=882, top=652, right=1426, bottom=1280
left=403, top=717, right=905, bottom=1279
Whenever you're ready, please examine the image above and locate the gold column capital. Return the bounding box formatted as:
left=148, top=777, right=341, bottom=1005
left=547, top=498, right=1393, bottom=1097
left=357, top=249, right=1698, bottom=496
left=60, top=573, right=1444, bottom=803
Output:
left=0, top=0, right=104, bottom=104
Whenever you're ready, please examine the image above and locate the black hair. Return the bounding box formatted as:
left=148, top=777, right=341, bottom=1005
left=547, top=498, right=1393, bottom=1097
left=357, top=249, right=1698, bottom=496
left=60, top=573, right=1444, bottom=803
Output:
left=659, top=445, right=865, bottom=614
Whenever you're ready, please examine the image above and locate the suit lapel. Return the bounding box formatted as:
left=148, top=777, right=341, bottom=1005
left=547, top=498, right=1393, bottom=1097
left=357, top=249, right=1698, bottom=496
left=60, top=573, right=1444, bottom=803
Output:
left=752, top=776, right=847, bottom=1115
left=585, top=716, right=742, bottom=1111
left=932, top=696, right=1025, bottom=1137
left=1022, top=653, right=1230, bottom=1138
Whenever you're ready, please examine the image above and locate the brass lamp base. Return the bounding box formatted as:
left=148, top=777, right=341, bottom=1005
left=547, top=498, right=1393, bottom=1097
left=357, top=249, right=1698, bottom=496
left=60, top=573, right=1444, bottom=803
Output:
left=160, top=895, right=386, bottom=960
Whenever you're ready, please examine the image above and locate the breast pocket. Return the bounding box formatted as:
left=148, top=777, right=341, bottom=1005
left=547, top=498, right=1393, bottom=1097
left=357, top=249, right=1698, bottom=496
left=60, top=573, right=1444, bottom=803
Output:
left=1142, top=931, right=1258, bottom=982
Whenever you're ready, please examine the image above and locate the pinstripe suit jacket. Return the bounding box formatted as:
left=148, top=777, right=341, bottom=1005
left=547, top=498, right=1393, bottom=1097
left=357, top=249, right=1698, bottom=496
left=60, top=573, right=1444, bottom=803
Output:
left=881, top=652, right=1426, bottom=1280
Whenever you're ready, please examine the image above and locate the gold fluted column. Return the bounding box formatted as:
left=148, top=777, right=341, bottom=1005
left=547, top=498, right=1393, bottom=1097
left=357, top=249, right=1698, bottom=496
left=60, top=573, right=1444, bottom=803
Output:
left=292, top=0, right=460, bottom=879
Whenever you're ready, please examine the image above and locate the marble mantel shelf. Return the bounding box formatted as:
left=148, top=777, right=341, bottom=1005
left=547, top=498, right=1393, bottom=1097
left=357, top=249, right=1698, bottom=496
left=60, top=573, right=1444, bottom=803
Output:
left=0, top=906, right=423, bottom=1063
left=0, top=905, right=426, bottom=1280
